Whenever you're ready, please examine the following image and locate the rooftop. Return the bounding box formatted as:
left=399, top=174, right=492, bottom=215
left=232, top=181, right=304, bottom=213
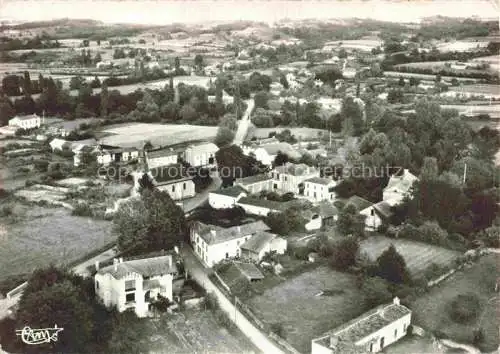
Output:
left=186, top=142, right=219, bottom=154
left=258, top=142, right=301, bottom=159
left=235, top=174, right=272, bottom=186
left=384, top=169, right=418, bottom=194
left=11, top=114, right=39, bottom=121
left=234, top=261, right=265, bottom=280
left=373, top=201, right=394, bottom=219
left=195, top=220, right=270, bottom=245
left=316, top=201, right=339, bottom=218
left=150, top=164, right=192, bottom=184
left=210, top=185, right=248, bottom=198
left=218, top=261, right=265, bottom=289
left=146, top=147, right=178, bottom=159
left=236, top=197, right=290, bottom=212
left=346, top=195, right=373, bottom=212
left=97, top=255, right=177, bottom=279
left=240, top=231, right=278, bottom=253
left=305, top=176, right=334, bottom=185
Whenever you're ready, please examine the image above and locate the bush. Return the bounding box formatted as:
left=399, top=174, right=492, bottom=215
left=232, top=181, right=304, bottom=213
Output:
left=72, top=203, right=93, bottom=217
left=292, top=246, right=311, bottom=260
left=17, top=166, right=30, bottom=174
left=270, top=322, right=286, bottom=339
left=448, top=293, right=481, bottom=324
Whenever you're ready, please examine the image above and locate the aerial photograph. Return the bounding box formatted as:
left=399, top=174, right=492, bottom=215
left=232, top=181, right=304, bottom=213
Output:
left=0, top=0, right=498, bottom=353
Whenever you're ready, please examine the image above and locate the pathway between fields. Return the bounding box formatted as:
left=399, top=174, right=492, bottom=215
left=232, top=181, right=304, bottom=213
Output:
left=233, top=99, right=255, bottom=146
left=180, top=245, right=285, bottom=354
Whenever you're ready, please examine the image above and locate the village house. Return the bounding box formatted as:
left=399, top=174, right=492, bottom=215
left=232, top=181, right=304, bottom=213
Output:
left=311, top=297, right=411, bottom=354
left=150, top=165, right=196, bottom=201
left=209, top=186, right=248, bottom=209
left=239, top=231, right=287, bottom=262
left=361, top=201, right=394, bottom=231
left=304, top=177, right=337, bottom=203
left=94, top=146, right=140, bottom=166
left=234, top=174, right=273, bottom=195
left=190, top=220, right=270, bottom=267
left=253, top=142, right=301, bottom=167
left=382, top=169, right=418, bottom=206
left=317, top=201, right=339, bottom=227
left=49, top=138, right=72, bottom=151
left=236, top=197, right=289, bottom=216
left=271, top=162, right=320, bottom=195
left=183, top=142, right=218, bottom=167
left=94, top=255, right=178, bottom=318
left=145, top=148, right=178, bottom=169
left=8, top=114, right=42, bottom=130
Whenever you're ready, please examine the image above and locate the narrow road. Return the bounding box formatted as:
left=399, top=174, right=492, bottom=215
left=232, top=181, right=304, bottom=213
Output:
left=180, top=245, right=285, bottom=354
left=233, top=99, right=255, bottom=146
left=181, top=170, right=221, bottom=213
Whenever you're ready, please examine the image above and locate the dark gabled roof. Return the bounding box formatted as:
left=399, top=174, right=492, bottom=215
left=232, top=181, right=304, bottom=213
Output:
left=195, top=220, right=270, bottom=245
left=373, top=201, right=393, bottom=219
left=346, top=195, right=373, bottom=212
left=12, top=114, right=39, bottom=121
left=236, top=197, right=289, bottom=212
left=211, top=185, right=248, bottom=198
left=235, top=174, right=272, bottom=186
left=150, top=164, right=192, bottom=184
left=97, top=255, right=177, bottom=279
left=317, top=201, right=339, bottom=218
left=240, top=231, right=278, bottom=253
left=146, top=148, right=178, bottom=159
left=305, top=177, right=334, bottom=185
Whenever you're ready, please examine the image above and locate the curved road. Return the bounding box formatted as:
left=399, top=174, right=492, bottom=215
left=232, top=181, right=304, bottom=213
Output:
left=181, top=245, right=285, bottom=354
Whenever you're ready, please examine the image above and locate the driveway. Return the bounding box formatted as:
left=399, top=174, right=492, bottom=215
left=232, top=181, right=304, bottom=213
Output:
left=180, top=245, right=285, bottom=354
left=233, top=99, right=255, bottom=146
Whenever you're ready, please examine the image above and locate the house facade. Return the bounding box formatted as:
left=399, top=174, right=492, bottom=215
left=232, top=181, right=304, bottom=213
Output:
left=253, top=143, right=301, bottom=167
left=96, top=147, right=139, bottom=165
left=240, top=231, right=287, bottom=262
left=382, top=169, right=418, bottom=206
left=155, top=177, right=196, bottom=200
left=94, top=256, right=177, bottom=318
left=8, top=114, right=42, bottom=130
left=236, top=197, right=287, bottom=216
left=361, top=201, right=393, bottom=231
left=311, top=297, right=411, bottom=354
left=190, top=221, right=270, bottom=267
left=304, top=177, right=337, bottom=203
left=183, top=142, right=218, bottom=167
left=208, top=186, right=247, bottom=209
left=271, top=163, right=320, bottom=195
left=145, top=148, right=179, bottom=169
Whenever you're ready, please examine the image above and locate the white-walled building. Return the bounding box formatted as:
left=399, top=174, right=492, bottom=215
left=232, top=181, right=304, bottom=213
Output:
left=190, top=220, right=270, bottom=267
left=253, top=142, right=301, bottom=167
left=311, top=297, right=411, bottom=354
left=304, top=177, right=337, bottom=203
left=94, top=255, right=178, bottom=318
left=361, top=201, right=394, bottom=231
left=271, top=162, right=320, bottom=195
left=235, top=197, right=287, bottom=216
left=8, top=114, right=42, bottom=130
left=382, top=169, right=418, bottom=206
left=146, top=148, right=178, bottom=169
left=235, top=174, right=273, bottom=195
left=150, top=165, right=196, bottom=200
left=240, top=231, right=287, bottom=262
left=96, top=147, right=139, bottom=166
left=209, top=186, right=248, bottom=209
left=183, top=142, right=218, bottom=167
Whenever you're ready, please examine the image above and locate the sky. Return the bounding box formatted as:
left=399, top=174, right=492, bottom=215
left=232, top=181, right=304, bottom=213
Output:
left=0, top=0, right=498, bottom=25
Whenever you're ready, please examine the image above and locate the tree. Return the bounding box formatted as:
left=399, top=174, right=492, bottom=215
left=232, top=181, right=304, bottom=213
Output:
left=219, top=114, right=237, bottom=131
left=338, top=48, right=348, bottom=59
left=387, top=89, right=404, bottom=104
left=93, top=52, right=102, bottom=64
left=214, top=127, right=235, bottom=147
left=100, top=82, right=108, bottom=117
left=194, top=54, right=204, bottom=70
left=376, top=245, right=411, bottom=284
left=341, top=96, right=364, bottom=136
left=0, top=95, right=15, bottom=126
left=114, top=189, right=187, bottom=255
left=448, top=293, right=480, bottom=324
left=266, top=212, right=290, bottom=235
left=337, top=202, right=366, bottom=237
left=361, top=276, right=392, bottom=310
left=254, top=91, right=269, bottom=109
left=174, top=56, right=181, bottom=71
left=273, top=151, right=289, bottom=167
left=398, top=77, right=405, bottom=87
left=420, top=156, right=439, bottom=181
left=330, top=236, right=359, bottom=271
left=22, top=71, right=32, bottom=97
left=70, top=76, right=86, bottom=90
left=279, top=73, right=289, bottom=89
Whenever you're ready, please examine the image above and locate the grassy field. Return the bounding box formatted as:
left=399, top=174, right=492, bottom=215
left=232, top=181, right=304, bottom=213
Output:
left=99, top=123, right=218, bottom=148
left=409, top=254, right=500, bottom=352
left=148, top=310, right=258, bottom=354
left=251, top=127, right=329, bottom=140
left=359, top=236, right=460, bottom=278
left=248, top=266, right=364, bottom=353
left=0, top=205, right=115, bottom=281
left=436, top=41, right=489, bottom=52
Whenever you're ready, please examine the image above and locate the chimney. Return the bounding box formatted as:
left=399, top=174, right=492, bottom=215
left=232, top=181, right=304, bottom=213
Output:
left=95, top=261, right=100, bottom=271
left=211, top=230, right=216, bottom=237
left=330, top=336, right=339, bottom=349
left=393, top=297, right=400, bottom=306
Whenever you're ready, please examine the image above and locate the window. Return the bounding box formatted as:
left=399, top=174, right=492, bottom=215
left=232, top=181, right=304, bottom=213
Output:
left=172, top=185, right=175, bottom=192
left=403, top=324, right=407, bottom=332
left=370, top=208, right=374, bottom=216
left=394, top=329, right=397, bottom=338
left=125, top=280, right=136, bottom=291
left=225, top=252, right=229, bottom=259
left=95, top=281, right=99, bottom=289
left=284, top=176, right=287, bottom=181
left=126, top=293, right=135, bottom=303
left=369, top=343, right=373, bottom=352
left=183, top=183, right=186, bottom=190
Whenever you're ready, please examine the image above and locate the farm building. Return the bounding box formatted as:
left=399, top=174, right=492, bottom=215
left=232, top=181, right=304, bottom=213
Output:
left=150, top=165, right=196, bottom=201
left=360, top=201, right=394, bottom=231
left=8, top=114, right=42, bottom=130
left=234, top=174, right=273, bottom=195
left=94, top=255, right=178, bottom=318
left=94, top=146, right=140, bottom=166
left=217, top=261, right=265, bottom=291
left=190, top=220, right=270, bottom=267
left=145, top=148, right=179, bottom=169
left=209, top=186, right=248, bottom=209
left=236, top=197, right=289, bottom=216
left=271, top=163, right=320, bottom=195
left=311, top=297, right=411, bottom=354
left=183, top=142, right=218, bottom=167
left=240, top=231, right=287, bottom=262
left=253, top=142, right=301, bottom=167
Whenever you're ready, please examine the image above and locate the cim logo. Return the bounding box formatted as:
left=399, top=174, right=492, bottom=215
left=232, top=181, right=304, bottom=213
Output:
left=16, top=325, right=63, bottom=345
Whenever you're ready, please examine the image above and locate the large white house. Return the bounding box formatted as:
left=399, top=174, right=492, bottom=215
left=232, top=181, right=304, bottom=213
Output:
left=8, top=114, right=42, bottom=130
left=382, top=169, right=418, bottom=206
left=304, top=177, right=337, bottom=203
left=209, top=186, right=248, bottom=209
left=150, top=165, right=196, bottom=200
left=190, top=220, right=270, bottom=267
left=145, top=148, right=178, bottom=169
left=311, top=297, right=411, bottom=354
left=271, top=162, right=320, bottom=195
left=183, top=142, right=218, bottom=167
left=253, top=142, right=301, bottom=167
left=94, top=255, right=178, bottom=318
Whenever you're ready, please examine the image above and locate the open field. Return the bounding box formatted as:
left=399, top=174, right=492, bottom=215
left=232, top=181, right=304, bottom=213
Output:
left=0, top=205, right=115, bottom=281
left=148, top=310, right=258, bottom=354
left=99, top=123, right=218, bottom=148
left=14, top=184, right=72, bottom=208
left=251, top=127, right=328, bottom=141
left=359, top=236, right=460, bottom=278
left=384, top=71, right=481, bottom=82
left=446, top=84, right=500, bottom=95
left=436, top=41, right=489, bottom=52
left=248, top=266, right=364, bottom=353
left=410, top=254, right=500, bottom=352
left=385, top=335, right=464, bottom=354
left=324, top=39, right=383, bottom=51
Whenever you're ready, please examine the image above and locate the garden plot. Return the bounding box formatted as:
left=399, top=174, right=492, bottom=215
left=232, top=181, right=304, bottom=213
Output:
left=359, top=236, right=460, bottom=278
left=248, top=266, right=364, bottom=353
left=14, top=184, right=72, bottom=209
left=0, top=206, right=115, bottom=281
left=99, top=123, right=218, bottom=148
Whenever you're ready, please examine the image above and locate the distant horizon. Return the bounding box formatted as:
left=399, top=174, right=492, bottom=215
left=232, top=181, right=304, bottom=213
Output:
left=0, top=0, right=498, bottom=26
